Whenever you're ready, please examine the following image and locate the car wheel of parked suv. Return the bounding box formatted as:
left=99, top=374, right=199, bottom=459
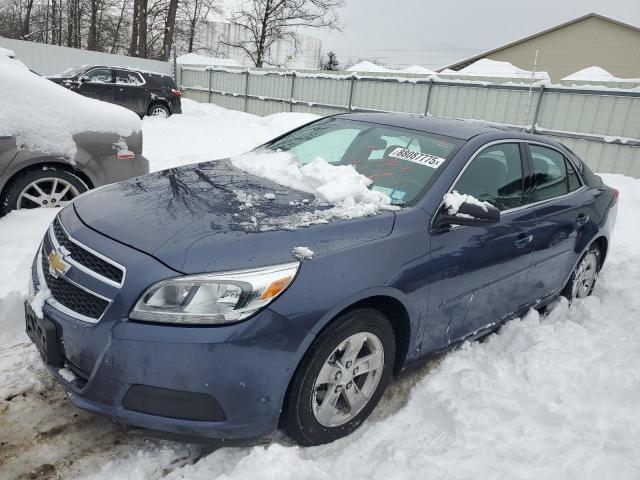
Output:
left=148, top=103, right=170, bottom=118
left=563, top=246, right=601, bottom=301
left=1, top=166, right=88, bottom=214
left=282, top=308, right=395, bottom=445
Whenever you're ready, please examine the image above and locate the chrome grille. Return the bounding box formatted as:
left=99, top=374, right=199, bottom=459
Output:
left=40, top=250, right=109, bottom=320
left=52, top=217, right=124, bottom=284
left=35, top=215, right=126, bottom=323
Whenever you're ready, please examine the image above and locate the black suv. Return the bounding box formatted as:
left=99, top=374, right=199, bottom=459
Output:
left=48, top=66, right=182, bottom=118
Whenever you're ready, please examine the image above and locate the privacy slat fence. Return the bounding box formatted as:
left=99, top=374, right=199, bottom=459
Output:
left=180, top=66, right=640, bottom=177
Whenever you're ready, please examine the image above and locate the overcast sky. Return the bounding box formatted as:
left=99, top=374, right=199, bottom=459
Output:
left=301, top=0, right=640, bottom=69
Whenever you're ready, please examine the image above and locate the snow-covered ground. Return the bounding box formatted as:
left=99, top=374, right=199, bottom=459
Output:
left=1, top=100, right=639, bottom=479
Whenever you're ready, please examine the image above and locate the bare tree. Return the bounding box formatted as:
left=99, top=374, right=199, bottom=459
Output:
left=223, top=0, right=343, bottom=67
left=160, top=0, right=177, bottom=60
left=87, top=0, right=101, bottom=50
left=176, top=0, right=217, bottom=53
left=136, top=0, right=148, bottom=56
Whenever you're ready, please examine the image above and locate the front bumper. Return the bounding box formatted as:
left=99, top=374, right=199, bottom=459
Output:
left=27, top=208, right=313, bottom=442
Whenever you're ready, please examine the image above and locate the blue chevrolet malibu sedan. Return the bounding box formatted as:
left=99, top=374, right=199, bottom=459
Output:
left=26, top=113, right=618, bottom=445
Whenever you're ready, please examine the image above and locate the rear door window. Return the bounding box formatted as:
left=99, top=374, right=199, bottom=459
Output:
left=530, top=145, right=580, bottom=202
left=116, top=70, right=144, bottom=86
left=453, top=143, right=525, bottom=211
left=83, top=68, right=114, bottom=83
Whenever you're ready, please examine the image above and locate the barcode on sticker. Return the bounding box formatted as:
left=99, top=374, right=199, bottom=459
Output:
left=388, top=147, right=446, bottom=169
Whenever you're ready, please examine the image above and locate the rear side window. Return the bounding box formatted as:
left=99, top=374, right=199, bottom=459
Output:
left=530, top=145, right=581, bottom=202
left=84, top=68, right=113, bottom=83
left=162, top=76, right=177, bottom=89
left=116, top=70, right=144, bottom=86
left=453, top=143, right=525, bottom=211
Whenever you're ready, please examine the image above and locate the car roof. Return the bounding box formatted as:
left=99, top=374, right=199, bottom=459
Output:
left=83, top=65, right=171, bottom=78
left=336, top=112, right=538, bottom=141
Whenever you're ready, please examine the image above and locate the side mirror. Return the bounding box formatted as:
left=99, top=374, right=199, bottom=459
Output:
left=80, top=75, right=90, bottom=83
left=434, top=194, right=500, bottom=228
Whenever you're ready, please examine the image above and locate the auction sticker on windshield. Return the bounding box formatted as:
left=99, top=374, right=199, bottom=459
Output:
left=388, top=147, right=446, bottom=169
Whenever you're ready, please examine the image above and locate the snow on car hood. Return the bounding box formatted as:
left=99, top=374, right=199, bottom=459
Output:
left=0, top=54, right=141, bottom=160
left=73, top=158, right=396, bottom=273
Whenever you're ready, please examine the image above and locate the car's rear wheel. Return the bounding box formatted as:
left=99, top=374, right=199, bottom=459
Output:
left=1, top=167, right=88, bottom=215
left=282, top=308, right=395, bottom=446
left=148, top=103, right=170, bottom=118
left=563, top=246, right=601, bottom=301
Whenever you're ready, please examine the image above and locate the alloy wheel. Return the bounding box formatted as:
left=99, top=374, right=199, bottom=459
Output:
left=312, top=331, right=385, bottom=427
left=17, top=177, right=80, bottom=209
left=572, top=252, right=598, bottom=298
left=150, top=106, right=169, bottom=118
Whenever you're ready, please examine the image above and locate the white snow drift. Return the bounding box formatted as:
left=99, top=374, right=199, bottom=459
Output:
left=0, top=51, right=140, bottom=159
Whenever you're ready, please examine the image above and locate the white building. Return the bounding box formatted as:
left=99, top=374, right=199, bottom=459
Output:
left=199, top=21, right=322, bottom=69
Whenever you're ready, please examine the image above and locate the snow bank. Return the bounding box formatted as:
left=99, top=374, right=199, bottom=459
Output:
left=561, top=66, right=640, bottom=86
left=231, top=151, right=396, bottom=222
left=177, top=53, right=242, bottom=67
left=347, top=60, right=393, bottom=73
left=442, top=58, right=550, bottom=81
left=0, top=54, right=141, bottom=159
left=142, top=99, right=317, bottom=171
left=347, top=61, right=434, bottom=75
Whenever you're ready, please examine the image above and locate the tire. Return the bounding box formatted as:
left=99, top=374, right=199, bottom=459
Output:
left=1, top=166, right=88, bottom=215
left=562, top=246, right=601, bottom=301
left=282, top=308, right=395, bottom=446
left=147, top=103, right=170, bottom=118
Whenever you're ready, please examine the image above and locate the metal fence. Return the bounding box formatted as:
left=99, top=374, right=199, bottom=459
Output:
left=180, top=66, right=640, bottom=178
left=0, top=37, right=171, bottom=76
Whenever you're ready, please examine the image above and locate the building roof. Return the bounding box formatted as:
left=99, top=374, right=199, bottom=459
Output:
left=439, top=13, right=640, bottom=72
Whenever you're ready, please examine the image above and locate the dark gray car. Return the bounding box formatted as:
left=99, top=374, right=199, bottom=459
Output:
left=0, top=130, right=149, bottom=215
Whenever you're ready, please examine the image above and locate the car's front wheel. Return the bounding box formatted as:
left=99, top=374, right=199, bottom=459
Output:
left=1, top=166, right=88, bottom=215
left=563, top=246, right=601, bottom=300
left=282, top=308, right=395, bottom=445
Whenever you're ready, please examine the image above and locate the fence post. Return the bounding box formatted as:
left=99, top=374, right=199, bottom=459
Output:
left=207, top=68, right=213, bottom=104
left=244, top=70, right=250, bottom=112
left=289, top=72, right=296, bottom=112
left=424, top=78, right=434, bottom=116
left=347, top=75, right=356, bottom=111
left=530, top=85, right=545, bottom=134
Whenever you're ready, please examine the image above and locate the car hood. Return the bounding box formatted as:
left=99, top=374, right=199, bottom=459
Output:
left=73, top=160, right=396, bottom=273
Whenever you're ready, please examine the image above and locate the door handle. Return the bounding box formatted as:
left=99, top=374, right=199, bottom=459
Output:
left=515, top=235, right=533, bottom=248
left=576, top=214, right=589, bottom=227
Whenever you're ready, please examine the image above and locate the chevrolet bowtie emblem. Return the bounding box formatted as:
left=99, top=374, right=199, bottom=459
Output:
left=48, top=250, right=70, bottom=277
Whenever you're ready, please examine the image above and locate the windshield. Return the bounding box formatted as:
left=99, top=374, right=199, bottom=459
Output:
left=264, top=117, right=464, bottom=205
left=56, top=66, right=88, bottom=78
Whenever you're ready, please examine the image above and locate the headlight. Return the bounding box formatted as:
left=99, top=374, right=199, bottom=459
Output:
left=129, top=262, right=299, bottom=325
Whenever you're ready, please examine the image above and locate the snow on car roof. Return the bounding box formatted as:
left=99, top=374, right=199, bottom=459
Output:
left=0, top=55, right=141, bottom=159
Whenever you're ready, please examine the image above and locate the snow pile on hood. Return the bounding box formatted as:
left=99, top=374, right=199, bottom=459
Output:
left=441, top=58, right=550, bottom=81
left=0, top=54, right=141, bottom=159
left=231, top=151, right=397, bottom=224
left=291, top=246, right=314, bottom=260
left=177, top=53, right=242, bottom=67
